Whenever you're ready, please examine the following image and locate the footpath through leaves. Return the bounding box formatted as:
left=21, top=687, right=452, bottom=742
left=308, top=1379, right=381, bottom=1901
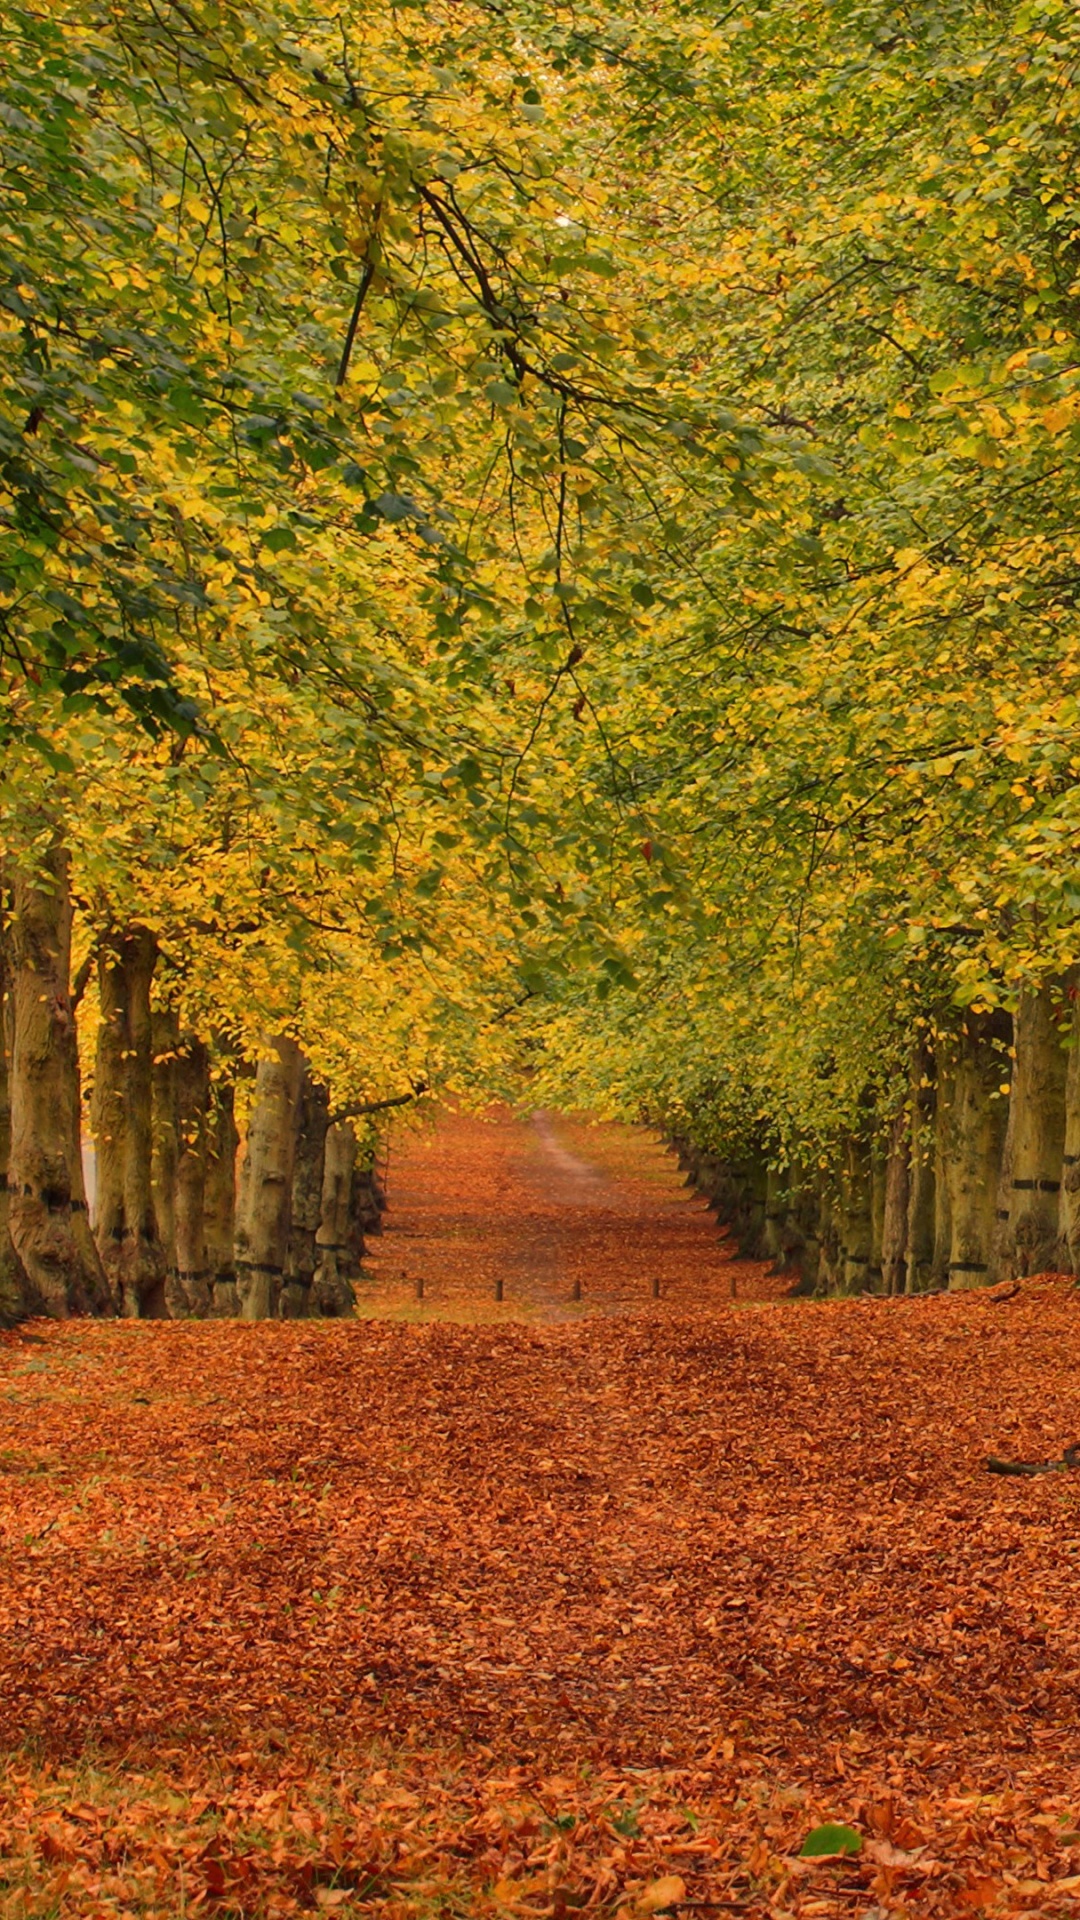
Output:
left=3, top=1115, right=1080, bottom=1917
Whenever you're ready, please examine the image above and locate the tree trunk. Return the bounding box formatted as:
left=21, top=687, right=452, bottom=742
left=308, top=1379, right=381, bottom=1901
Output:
left=0, top=911, right=33, bottom=1322
left=234, top=1036, right=303, bottom=1319
left=868, top=1141, right=886, bottom=1292
left=173, top=1036, right=210, bottom=1317
left=352, top=1155, right=387, bottom=1236
left=734, top=1156, right=768, bottom=1257
left=816, top=1177, right=842, bottom=1293
left=931, top=1054, right=954, bottom=1287
left=206, top=1076, right=239, bottom=1315
left=8, top=842, right=111, bottom=1316
left=150, top=1006, right=179, bottom=1300
left=994, top=982, right=1069, bottom=1280
left=1059, top=994, right=1080, bottom=1275
left=880, top=1106, right=909, bottom=1295
left=771, top=1160, right=810, bottom=1276
left=840, top=1135, right=873, bottom=1293
left=314, top=1120, right=359, bottom=1316
left=92, top=927, right=167, bottom=1317
left=905, top=1044, right=936, bottom=1292
left=941, top=1011, right=1011, bottom=1289
left=281, top=1072, right=329, bottom=1317
left=792, top=1167, right=822, bottom=1294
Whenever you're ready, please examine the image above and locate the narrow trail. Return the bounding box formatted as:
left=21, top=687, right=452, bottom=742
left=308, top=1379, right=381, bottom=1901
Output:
left=361, top=1107, right=781, bottom=1318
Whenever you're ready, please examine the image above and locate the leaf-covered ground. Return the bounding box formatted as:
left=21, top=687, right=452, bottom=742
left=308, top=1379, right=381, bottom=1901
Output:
left=2, top=1114, right=1080, bottom=1918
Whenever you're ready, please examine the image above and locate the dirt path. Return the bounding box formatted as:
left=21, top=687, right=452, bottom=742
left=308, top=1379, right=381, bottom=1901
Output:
left=361, top=1107, right=780, bottom=1317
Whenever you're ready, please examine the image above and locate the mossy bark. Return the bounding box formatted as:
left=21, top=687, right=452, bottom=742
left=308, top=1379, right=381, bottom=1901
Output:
left=206, top=1076, right=239, bottom=1315
left=314, top=1120, right=360, bottom=1316
left=150, top=1006, right=179, bottom=1300
left=840, top=1135, right=874, bottom=1293
left=869, top=1141, right=886, bottom=1292
left=0, top=913, right=32, bottom=1322
left=92, top=927, right=167, bottom=1317
left=235, top=1036, right=303, bottom=1319
left=880, top=1107, right=910, bottom=1296
left=905, top=1045, right=936, bottom=1292
left=1059, top=995, right=1080, bottom=1275
left=173, top=1036, right=210, bottom=1317
left=8, top=842, right=110, bottom=1316
left=931, top=1058, right=954, bottom=1288
left=281, top=1072, right=329, bottom=1317
left=941, top=1011, right=1011, bottom=1289
left=994, top=983, right=1068, bottom=1280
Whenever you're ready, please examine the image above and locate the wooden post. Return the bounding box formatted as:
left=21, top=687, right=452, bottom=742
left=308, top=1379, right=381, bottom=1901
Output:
left=415, top=1275, right=424, bottom=1301
left=730, top=1271, right=737, bottom=1299
left=651, top=1275, right=661, bottom=1299
left=571, top=1278, right=582, bottom=1301
left=494, top=1276, right=503, bottom=1302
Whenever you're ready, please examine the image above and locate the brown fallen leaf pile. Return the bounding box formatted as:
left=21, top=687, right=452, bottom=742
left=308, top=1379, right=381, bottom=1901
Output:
left=2, top=1114, right=1080, bottom=1918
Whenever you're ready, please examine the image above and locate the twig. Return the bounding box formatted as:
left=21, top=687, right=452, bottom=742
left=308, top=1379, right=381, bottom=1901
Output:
left=336, top=258, right=377, bottom=389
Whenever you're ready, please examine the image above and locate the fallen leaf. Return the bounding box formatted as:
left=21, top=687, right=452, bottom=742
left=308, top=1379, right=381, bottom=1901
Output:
left=637, top=1875, right=686, bottom=1911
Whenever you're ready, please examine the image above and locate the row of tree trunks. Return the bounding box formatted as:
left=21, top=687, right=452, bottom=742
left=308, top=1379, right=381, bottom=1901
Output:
left=0, top=847, right=378, bottom=1321
left=675, top=983, right=1080, bottom=1294
left=230, top=1039, right=364, bottom=1320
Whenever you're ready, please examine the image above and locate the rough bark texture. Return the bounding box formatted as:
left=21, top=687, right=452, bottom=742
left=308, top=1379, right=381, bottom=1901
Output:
left=92, top=928, right=167, bottom=1317
left=942, top=1011, right=1011, bottom=1289
left=0, top=915, right=33, bottom=1322
left=840, top=1135, right=874, bottom=1293
left=150, top=1006, right=179, bottom=1297
left=881, top=1107, right=910, bottom=1295
left=1059, top=996, right=1080, bottom=1275
left=281, top=1074, right=330, bottom=1318
left=869, top=1144, right=886, bottom=1292
left=314, top=1120, right=360, bottom=1316
left=353, top=1160, right=387, bottom=1237
left=931, top=1058, right=954, bottom=1288
left=234, top=1036, right=304, bottom=1319
left=762, top=1165, right=787, bottom=1265
left=905, top=1046, right=936, bottom=1292
left=816, top=1181, right=842, bottom=1293
left=8, top=843, right=111, bottom=1316
left=172, top=1037, right=210, bottom=1318
left=994, top=983, right=1068, bottom=1280
left=795, top=1170, right=823, bottom=1294
left=206, top=1077, right=239, bottom=1316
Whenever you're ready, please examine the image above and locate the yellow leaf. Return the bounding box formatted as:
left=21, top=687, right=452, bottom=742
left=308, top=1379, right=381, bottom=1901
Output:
left=637, top=1877, right=686, bottom=1913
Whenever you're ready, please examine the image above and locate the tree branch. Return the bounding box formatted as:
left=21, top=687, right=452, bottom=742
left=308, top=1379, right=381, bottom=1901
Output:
left=336, top=257, right=377, bottom=389
left=331, top=1081, right=428, bottom=1122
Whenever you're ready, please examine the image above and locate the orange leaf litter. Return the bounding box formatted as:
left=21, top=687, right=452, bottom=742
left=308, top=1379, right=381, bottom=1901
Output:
left=2, top=1108, right=1080, bottom=1918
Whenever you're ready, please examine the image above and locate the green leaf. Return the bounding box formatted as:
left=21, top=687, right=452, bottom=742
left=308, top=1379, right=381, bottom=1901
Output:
left=799, top=1824, right=862, bottom=1858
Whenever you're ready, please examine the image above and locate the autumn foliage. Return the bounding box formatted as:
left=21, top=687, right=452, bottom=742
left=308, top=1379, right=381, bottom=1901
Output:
left=2, top=1116, right=1080, bottom=1916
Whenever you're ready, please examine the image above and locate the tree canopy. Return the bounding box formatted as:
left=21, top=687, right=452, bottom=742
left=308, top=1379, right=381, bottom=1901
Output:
left=5, top=0, right=1080, bottom=1191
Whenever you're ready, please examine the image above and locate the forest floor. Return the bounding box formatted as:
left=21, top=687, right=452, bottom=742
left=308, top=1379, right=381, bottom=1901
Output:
left=2, top=1113, right=1080, bottom=1919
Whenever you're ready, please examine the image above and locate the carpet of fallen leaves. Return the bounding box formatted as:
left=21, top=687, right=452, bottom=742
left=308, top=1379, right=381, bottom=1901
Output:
left=359, top=1109, right=782, bottom=1317
left=2, top=1112, right=1080, bottom=1920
